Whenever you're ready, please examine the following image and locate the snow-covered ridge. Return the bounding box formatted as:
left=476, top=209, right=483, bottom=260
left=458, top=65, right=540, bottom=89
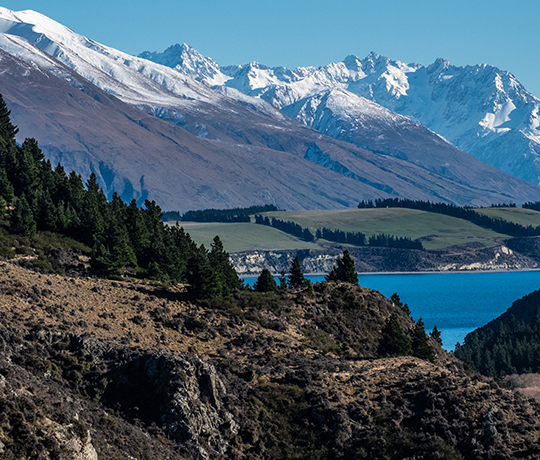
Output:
left=0, top=7, right=235, bottom=112
left=144, top=42, right=540, bottom=184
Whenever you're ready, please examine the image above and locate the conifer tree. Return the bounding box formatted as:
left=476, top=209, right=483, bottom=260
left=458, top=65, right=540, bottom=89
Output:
left=378, top=313, right=413, bottom=357
left=37, top=189, right=58, bottom=232
left=391, top=293, right=411, bottom=316
left=81, top=173, right=107, bottom=246
left=412, top=318, right=435, bottom=362
left=67, top=171, right=85, bottom=214
left=208, top=235, right=243, bottom=295
left=287, top=256, right=305, bottom=288
left=326, top=249, right=358, bottom=283
left=10, top=194, right=36, bottom=237
left=0, top=168, right=14, bottom=204
left=253, top=268, right=278, bottom=292
left=278, top=270, right=287, bottom=290
left=430, top=325, right=443, bottom=346
left=0, top=94, right=18, bottom=142
left=186, top=245, right=222, bottom=299
left=12, top=139, right=40, bottom=198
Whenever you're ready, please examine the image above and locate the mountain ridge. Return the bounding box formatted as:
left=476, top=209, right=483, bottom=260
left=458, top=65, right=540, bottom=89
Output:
left=146, top=44, right=540, bottom=185
left=0, top=7, right=538, bottom=211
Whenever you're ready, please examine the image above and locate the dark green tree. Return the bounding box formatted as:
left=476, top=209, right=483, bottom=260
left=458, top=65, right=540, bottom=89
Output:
left=37, top=189, right=58, bottom=232
left=10, top=194, right=36, bottom=237
left=412, top=318, right=435, bottom=362
left=208, top=235, right=243, bottom=295
left=430, top=325, right=443, bottom=346
left=325, top=249, right=358, bottom=283
left=0, top=168, right=14, bottom=204
left=391, top=292, right=411, bottom=316
left=287, top=256, right=305, bottom=288
left=80, top=173, right=107, bottom=246
left=378, top=313, right=412, bottom=357
left=278, top=270, right=287, bottom=290
left=186, top=245, right=222, bottom=299
left=253, top=268, right=278, bottom=292
left=0, top=94, right=18, bottom=142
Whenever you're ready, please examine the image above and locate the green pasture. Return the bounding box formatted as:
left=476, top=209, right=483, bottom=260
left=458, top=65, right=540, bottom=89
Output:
left=174, top=222, right=324, bottom=253
left=259, top=208, right=508, bottom=250
left=475, top=207, right=540, bottom=227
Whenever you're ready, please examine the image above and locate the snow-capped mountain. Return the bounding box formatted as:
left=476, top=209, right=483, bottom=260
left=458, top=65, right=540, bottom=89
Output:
left=146, top=45, right=540, bottom=184
left=1, top=6, right=540, bottom=210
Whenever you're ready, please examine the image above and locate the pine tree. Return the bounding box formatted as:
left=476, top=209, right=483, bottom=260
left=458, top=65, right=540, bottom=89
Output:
left=278, top=270, right=287, bottom=290
left=80, top=173, right=107, bottom=246
left=10, top=194, right=36, bottom=237
left=186, top=245, right=222, bottom=299
left=0, top=168, right=14, bottom=204
left=325, top=250, right=358, bottom=283
left=430, top=325, right=443, bottom=346
left=391, top=293, right=411, bottom=316
left=0, top=94, right=18, bottom=142
left=37, top=189, right=58, bottom=232
left=208, top=235, right=243, bottom=295
left=378, top=313, right=413, bottom=357
left=412, top=318, right=435, bottom=362
left=253, top=268, right=278, bottom=292
left=287, top=256, right=305, bottom=288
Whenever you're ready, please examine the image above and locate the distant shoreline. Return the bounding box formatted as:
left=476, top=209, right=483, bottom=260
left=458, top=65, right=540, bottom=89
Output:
left=240, top=267, right=540, bottom=278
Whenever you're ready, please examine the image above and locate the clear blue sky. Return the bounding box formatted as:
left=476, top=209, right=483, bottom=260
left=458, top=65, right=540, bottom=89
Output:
left=2, top=0, right=540, bottom=96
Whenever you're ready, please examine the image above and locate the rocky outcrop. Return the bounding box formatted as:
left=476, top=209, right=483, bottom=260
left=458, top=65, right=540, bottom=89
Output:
left=104, top=352, right=238, bottom=459
left=231, top=242, right=540, bottom=275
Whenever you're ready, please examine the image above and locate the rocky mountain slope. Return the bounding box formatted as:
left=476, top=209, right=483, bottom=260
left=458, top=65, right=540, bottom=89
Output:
left=149, top=44, right=540, bottom=185
left=0, top=8, right=539, bottom=210
left=2, top=260, right=540, bottom=459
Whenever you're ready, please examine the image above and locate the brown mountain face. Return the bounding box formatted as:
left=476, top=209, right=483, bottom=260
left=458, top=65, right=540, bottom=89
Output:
left=1, top=260, right=540, bottom=459
left=3, top=44, right=540, bottom=212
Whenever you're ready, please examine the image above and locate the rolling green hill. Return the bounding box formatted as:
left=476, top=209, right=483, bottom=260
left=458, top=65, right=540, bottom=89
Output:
left=171, top=208, right=513, bottom=252
left=475, top=207, right=540, bottom=227
left=178, top=222, right=324, bottom=253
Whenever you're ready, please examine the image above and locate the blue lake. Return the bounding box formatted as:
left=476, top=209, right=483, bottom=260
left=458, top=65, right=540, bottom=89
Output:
left=244, top=271, right=540, bottom=351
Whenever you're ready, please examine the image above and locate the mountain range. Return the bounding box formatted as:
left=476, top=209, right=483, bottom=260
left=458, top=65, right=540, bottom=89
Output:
left=0, top=7, right=539, bottom=211
left=149, top=44, right=540, bottom=185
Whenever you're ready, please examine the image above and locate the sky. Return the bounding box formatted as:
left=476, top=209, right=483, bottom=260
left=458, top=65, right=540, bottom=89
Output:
left=1, top=0, right=540, bottom=96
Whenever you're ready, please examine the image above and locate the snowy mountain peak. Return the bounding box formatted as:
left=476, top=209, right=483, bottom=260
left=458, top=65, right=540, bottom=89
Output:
left=343, top=54, right=361, bottom=70
left=143, top=43, right=540, bottom=183
left=138, top=43, right=227, bottom=85
left=427, top=57, right=451, bottom=73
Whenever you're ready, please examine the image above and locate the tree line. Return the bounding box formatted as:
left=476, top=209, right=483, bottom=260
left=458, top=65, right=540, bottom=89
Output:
left=163, top=205, right=279, bottom=223
left=254, top=214, right=315, bottom=241
left=358, top=198, right=540, bottom=237
left=454, top=289, right=540, bottom=376
left=0, top=95, right=243, bottom=299
left=255, top=215, right=424, bottom=249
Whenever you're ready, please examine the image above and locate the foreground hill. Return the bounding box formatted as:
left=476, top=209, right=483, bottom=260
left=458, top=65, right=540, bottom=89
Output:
left=1, top=261, right=540, bottom=459
left=0, top=8, right=539, bottom=209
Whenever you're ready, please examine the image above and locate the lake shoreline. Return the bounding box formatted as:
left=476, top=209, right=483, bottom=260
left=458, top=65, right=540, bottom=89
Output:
left=241, top=267, right=540, bottom=278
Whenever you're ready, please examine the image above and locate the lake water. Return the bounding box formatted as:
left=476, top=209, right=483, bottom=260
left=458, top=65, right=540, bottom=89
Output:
left=244, top=271, right=540, bottom=351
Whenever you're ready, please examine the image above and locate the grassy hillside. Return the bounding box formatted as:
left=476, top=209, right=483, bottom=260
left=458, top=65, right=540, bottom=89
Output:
left=173, top=208, right=510, bottom=252
left=178, top=222, right=324, bottom=253
left=475, top=207, right=540, bottom=227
